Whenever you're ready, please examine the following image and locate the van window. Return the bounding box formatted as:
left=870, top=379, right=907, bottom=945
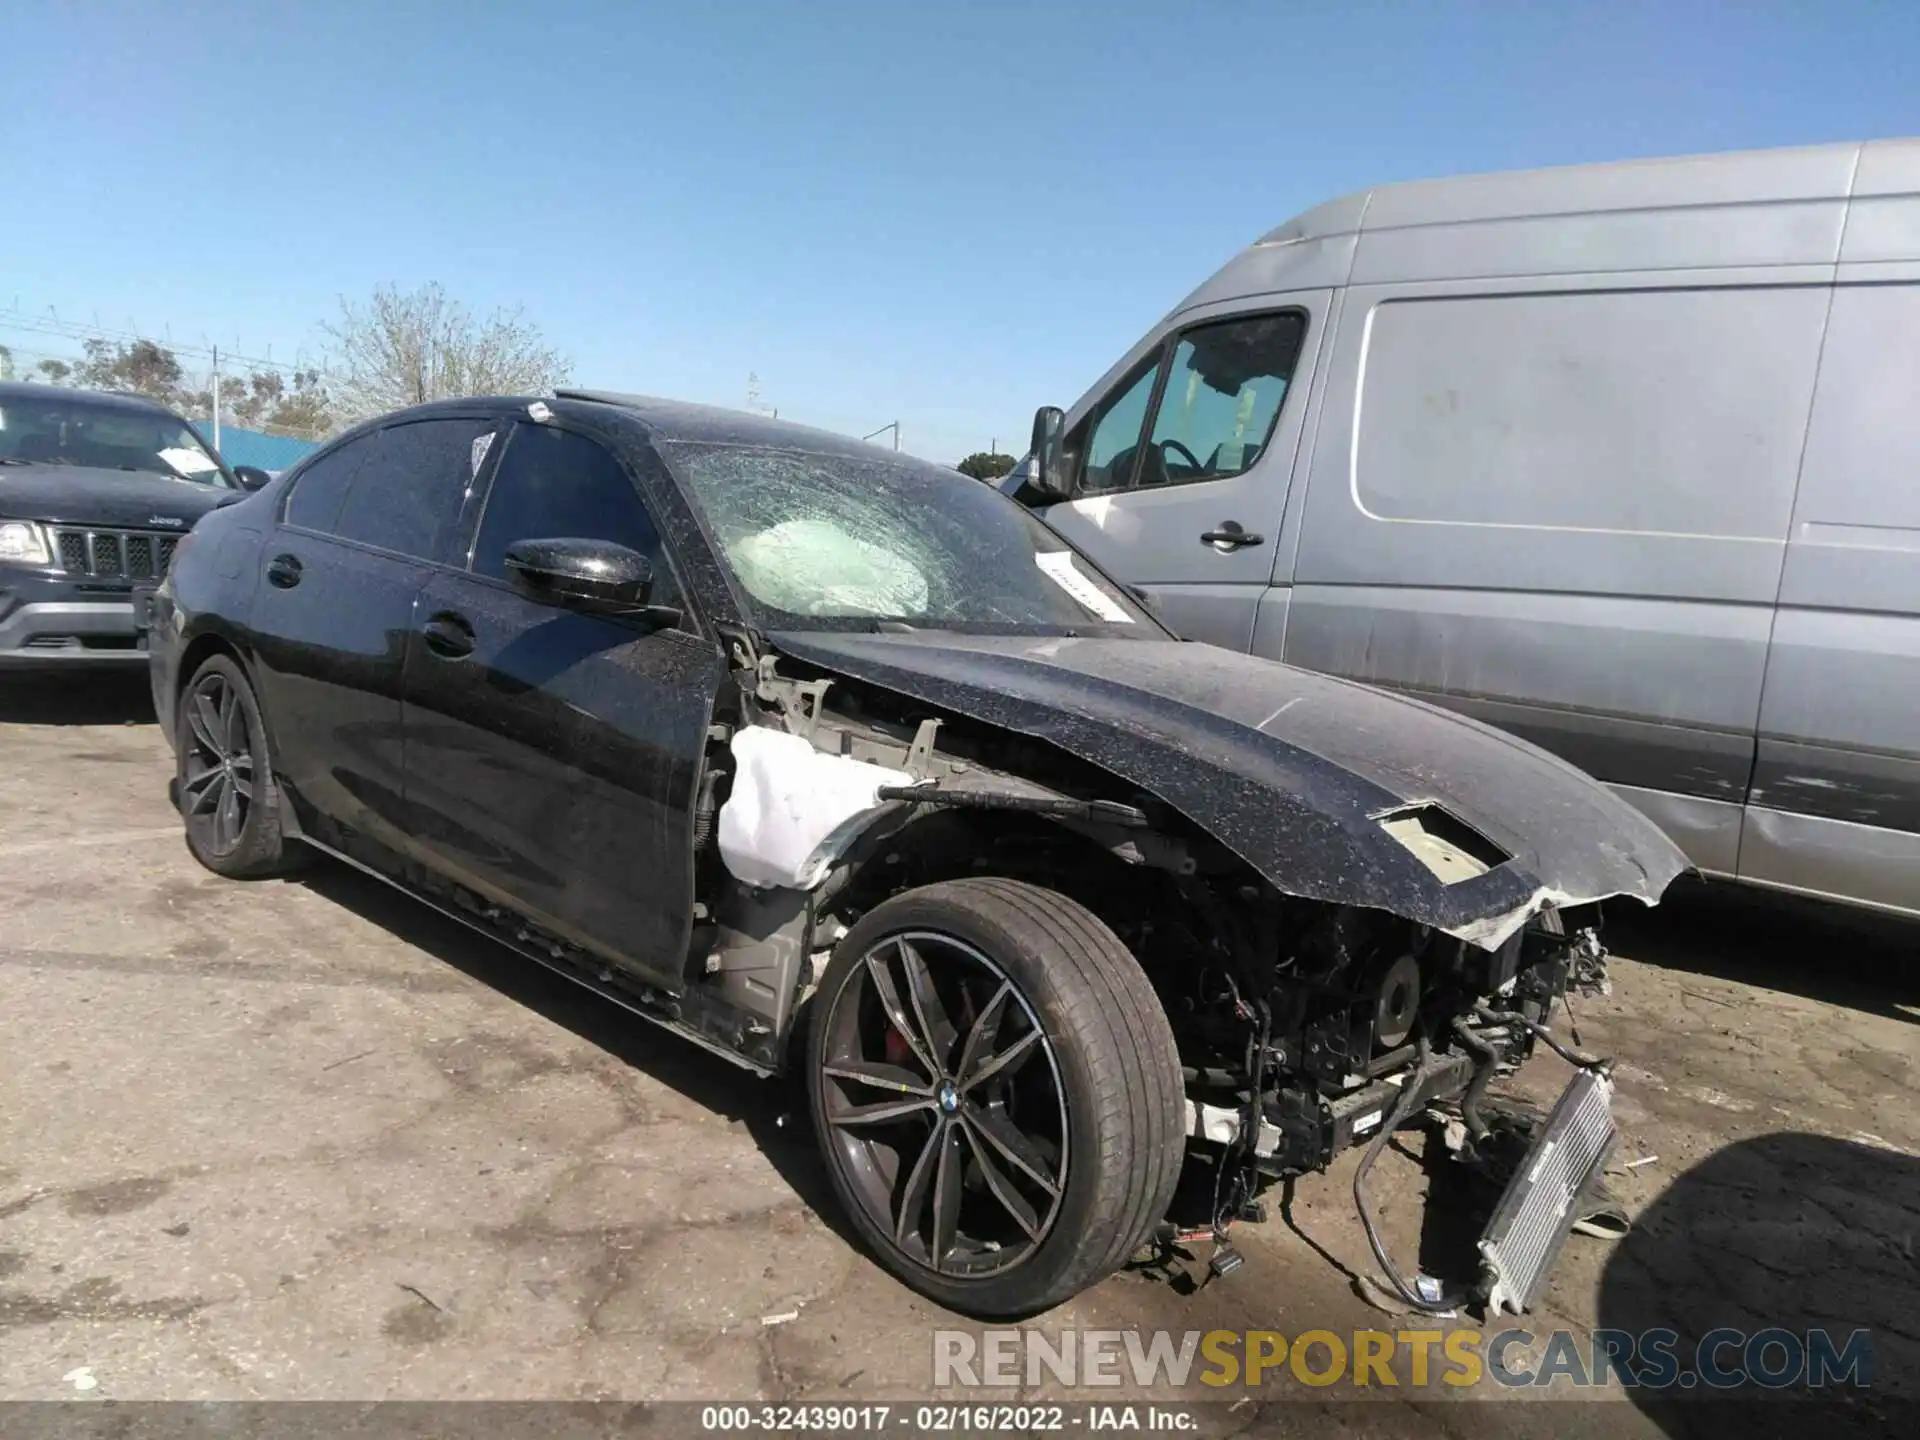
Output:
left=1353, top=288, right=1828, bottom=538
left=1071, top=312, right=1307, bottom=496
left=1143, top=313, right=1306, bottom=488
left=1080, top=359, right=1159, bottom=493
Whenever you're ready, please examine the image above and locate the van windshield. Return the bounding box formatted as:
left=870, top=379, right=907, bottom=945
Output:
left=666, top=442, right=1164, bottom=636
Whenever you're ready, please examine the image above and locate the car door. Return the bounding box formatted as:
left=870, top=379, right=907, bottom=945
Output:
left=247, top=414, right=496, bottom=852
left=400, top=419, right=724, bottom=990
left=1036, top=302, right=1322, bottom=651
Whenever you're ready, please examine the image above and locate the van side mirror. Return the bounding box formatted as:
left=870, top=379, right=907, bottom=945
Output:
left=1003, top=406, right=1070, bottom=507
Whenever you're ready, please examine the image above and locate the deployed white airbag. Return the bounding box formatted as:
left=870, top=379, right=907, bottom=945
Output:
left=727, top=518, right=929, bottom=617
left=717, top=726, right=915, bottom=890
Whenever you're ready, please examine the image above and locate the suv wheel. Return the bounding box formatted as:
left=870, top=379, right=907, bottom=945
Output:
left=806, top=877, right=1185, bottom=1316
left=175, top=654, right=303, bottom=878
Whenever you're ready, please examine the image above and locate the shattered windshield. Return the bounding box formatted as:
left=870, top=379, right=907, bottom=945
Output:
left=666, top=442, right=1162, bottom=635
left=0, top=392, right=233, bottom=486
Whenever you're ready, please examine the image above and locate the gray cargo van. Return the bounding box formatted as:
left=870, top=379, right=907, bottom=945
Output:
left=1007, top=138, right=1920, bottom=919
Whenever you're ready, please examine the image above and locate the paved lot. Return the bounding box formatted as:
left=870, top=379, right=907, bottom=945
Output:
left=1, top=673, right=1914, bottom=1431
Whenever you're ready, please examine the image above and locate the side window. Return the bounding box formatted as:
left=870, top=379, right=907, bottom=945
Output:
left=1142, top=312, right=1306, bottom=488
left=331, top=418, right=497, bottom=561
left=471, top=424, right=677, bottom=602
left=282, top=431, right=383, bottom=533
left=1077, top=359, right=1160, bottom=494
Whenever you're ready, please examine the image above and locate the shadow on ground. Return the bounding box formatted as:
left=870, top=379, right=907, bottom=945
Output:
left=286, top=853, right=1920, bottom=1336
left=1603, top=881, right=1918, bottom=1024
left=0, top=671, right=155, bottom=726
left=289, top=856, right=861, bottom=1255
left=1598, top=1131, right=1918, bottom=1436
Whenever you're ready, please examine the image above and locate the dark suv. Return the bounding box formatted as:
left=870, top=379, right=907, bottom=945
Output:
left=0, top=382, right=266, bottom=667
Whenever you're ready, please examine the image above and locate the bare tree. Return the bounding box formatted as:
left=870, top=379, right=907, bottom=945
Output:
left=321, top=282, right=571, bottom=422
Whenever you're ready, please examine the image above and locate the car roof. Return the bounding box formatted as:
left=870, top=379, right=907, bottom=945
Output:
left=373, top=390, right=918, bottom=466
left=554, top=389, right=902, bottom=461
left=0, top=381, right=183, bottom=416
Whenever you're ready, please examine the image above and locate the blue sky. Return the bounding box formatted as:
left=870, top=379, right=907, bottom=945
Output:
left=5, top=0, right=1918, bottom=461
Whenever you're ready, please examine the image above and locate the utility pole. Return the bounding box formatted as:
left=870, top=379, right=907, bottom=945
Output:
left=211, top=345, right=221, bottom=451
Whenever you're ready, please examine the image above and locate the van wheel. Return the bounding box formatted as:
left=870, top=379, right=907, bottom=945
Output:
left=806, top=877, right=1185, bottom=1317
left=175, top=655, right=303, bottom=878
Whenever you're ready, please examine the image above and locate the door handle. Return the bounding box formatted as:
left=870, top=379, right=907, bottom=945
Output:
left=1199, top=522, right=1265, bottom=552
left=265, top=553, right=303, bottom=588
left=421, top=611, right=476, bottom=660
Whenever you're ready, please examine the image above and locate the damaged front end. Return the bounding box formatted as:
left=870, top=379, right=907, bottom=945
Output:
left=683, top=633, right=1667, bottom=1315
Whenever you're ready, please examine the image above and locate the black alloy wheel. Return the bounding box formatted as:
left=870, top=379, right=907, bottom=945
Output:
left=175, top=653, right=302, bottom=879
left=816, top=929, right=1070, bottom=1278
left=807, top=878, right=1186, bottom=1317
left=181, top=669, right=255, bottom=856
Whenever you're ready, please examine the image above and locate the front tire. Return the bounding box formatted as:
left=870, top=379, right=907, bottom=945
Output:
left=806, top=877, right=1185, bottom=1316
left=175, top=654, right=302, bottom=878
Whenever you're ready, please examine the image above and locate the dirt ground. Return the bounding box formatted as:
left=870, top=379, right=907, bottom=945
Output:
left=2, top=672, right=1914, bottom=1435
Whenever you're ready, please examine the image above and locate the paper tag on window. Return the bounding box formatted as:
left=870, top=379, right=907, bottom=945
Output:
left=470, top=431, right=495, bottom=477
left=159, top=447, right=219, bottom=475
left=1035, top=550, right=1133, bottom=623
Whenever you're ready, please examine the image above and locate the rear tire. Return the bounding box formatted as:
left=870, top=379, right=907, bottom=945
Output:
left=175, top=654, right=303, bottom=879
left=806, top=877, right=1185, bottom=1317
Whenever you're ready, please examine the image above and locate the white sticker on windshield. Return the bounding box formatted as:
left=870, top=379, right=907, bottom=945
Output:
left=1035, top=550, right=1133, bottom=623
left=158, top=446, right=219, bottom=475
left=470, top=431, right=495, bottom=477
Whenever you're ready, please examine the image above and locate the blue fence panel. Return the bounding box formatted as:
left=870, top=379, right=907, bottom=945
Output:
left=213, top=427, right=320, bottom=472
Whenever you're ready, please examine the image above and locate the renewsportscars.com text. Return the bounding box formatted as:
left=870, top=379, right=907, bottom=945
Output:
left=932, top=1327, right=1873, bottom=1392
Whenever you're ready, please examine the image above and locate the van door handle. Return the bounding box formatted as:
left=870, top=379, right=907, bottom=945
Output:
left=265, top=553, right=303, bottom=588
left=1200, top=522, right=1264, bottom=552
left=421, top=611, right=476, bottom=660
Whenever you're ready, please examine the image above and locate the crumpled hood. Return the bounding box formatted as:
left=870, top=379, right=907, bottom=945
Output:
left=0, top=465, right=236, bottom=529
left=770, top=630, right=1689, bottom=947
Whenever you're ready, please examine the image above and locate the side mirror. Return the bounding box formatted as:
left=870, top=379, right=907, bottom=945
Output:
left=232, top=465, right=272, bottom=492
left=1014, top=406, right=1070, bottom=506
left=503, top=537, right=675, bottom=622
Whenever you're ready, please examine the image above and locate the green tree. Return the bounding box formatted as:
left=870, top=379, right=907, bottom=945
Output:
left=957, top=451, right=1017, bottom=480
left=0, top=345, right=12, bottom=381
left=265, top=368, right=334, bottom=436
left=75, top=338, right=190, bottom=405
left=223, top=368, right=334, bottom=438
left=34, top=358, right=72, bottom=385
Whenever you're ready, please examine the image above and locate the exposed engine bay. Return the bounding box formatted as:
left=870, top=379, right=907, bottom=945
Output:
left=684, top=641, right=1633, bottom=1314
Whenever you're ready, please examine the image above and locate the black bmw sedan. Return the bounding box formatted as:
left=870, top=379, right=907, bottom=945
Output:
left=149, top=392, right=1686, bottom=1317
